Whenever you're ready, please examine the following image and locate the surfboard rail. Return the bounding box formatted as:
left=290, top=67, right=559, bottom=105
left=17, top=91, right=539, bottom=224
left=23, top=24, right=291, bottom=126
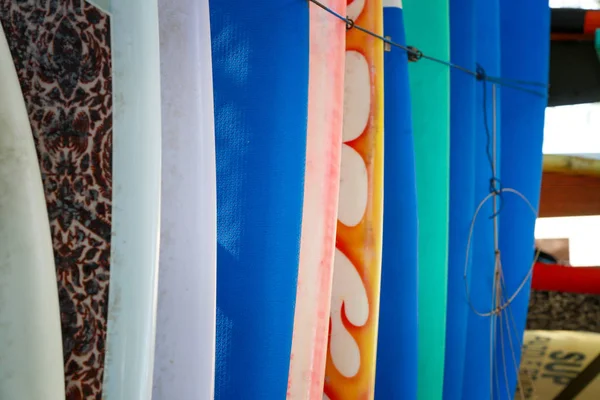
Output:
left=102, top=1, right=162, bottom=398
left=287, top=0, right=345, bottom=398
left=0, top=23, right=65, bottom=400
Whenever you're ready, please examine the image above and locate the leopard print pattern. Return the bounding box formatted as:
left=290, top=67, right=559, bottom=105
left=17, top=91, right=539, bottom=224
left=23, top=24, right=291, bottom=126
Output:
left=527, top=290, right=600, bottom=334
left=0, top=1, right=112, bottom=399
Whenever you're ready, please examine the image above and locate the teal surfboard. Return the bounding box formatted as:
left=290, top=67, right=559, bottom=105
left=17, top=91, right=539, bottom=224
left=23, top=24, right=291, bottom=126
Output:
left=403, top=1, right=450, bottom=399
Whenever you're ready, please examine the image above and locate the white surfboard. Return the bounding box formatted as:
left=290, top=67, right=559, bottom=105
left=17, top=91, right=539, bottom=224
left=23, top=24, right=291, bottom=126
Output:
left=152, top=0, right=217, bottom=398
left=0, top=24, right=65, bottom=400
left=101, top=1, right=163, bottom=399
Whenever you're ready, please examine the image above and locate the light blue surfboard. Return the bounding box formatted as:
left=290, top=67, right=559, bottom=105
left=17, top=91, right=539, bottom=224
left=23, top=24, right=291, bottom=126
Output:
left=102, top=1, right=163, bottom=399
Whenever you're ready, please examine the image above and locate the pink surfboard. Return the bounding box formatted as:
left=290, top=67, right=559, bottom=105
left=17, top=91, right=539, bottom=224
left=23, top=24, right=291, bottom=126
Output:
left=287, top=1, right=346, bottom=399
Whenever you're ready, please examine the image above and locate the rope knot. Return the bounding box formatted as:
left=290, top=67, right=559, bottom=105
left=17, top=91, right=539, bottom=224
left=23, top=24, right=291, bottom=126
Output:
left=476, top=64, right=487, bottom=81
left=489, top=177, right=502, bottom=195
left=488, top=178, right=504, bottom=219
left=345, top=17, right=355, bottom=30
left=406, top=46, right=422, bottom=62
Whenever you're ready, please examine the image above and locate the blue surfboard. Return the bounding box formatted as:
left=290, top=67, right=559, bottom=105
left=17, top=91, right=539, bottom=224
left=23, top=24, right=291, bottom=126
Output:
left=375, top=2, right=418, bottom=399
left=443, top=0, right=476, bottom=398
left=209, top=0, right=308, bottom=398
left=496, top=0, right=550, bottom=397
left=462, top=0, right=502, bottom=398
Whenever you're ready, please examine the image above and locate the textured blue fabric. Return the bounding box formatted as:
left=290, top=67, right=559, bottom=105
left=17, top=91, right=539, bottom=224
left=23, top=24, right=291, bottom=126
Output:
left=496, top=1, right=550, bottom=398
left=443, top=0, right=476, bottom=398
left=209, top=1, right=309, bottom=398
left=462, top=0, right=502, bottom=398
left=375, top=6, right=418, bottom=400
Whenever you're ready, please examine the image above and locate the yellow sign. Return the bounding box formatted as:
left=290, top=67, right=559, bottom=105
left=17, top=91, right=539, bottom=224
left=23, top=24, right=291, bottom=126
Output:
left=519, top=330, right=600, bottom=399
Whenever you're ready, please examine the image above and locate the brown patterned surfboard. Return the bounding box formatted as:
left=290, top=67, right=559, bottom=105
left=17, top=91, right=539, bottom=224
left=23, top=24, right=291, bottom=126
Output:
left=0, top=2, right=112, bottom=398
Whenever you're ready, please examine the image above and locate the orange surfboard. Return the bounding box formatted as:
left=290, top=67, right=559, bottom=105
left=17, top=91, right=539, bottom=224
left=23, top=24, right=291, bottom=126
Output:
left=288, top=1, right=346, bottom=399
left=324, top=0, right=384, bottom=398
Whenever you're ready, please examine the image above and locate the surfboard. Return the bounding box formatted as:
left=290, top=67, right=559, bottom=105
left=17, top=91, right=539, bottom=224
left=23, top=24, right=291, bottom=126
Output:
left=461, top=0, right=502, bottom=398
left=152, top=0, right=216, bottom=398
left=1, top=3, right=114, bottom=398
left=375, top=2, right=418, bottom=399
left=287, top=1, right=345, bottom=399
left=443, top=0, right=477, bottom=398
left=496, top=0, right=550, bottom=397
left=323, top=0, right=384, bottom=398
left=102, top=0, right=162, bottom=398
left=0, top=23, right=65, bottom=400
left=209, top=0, right=309, bottom=397
left=402, top=0, right=450, bottom=398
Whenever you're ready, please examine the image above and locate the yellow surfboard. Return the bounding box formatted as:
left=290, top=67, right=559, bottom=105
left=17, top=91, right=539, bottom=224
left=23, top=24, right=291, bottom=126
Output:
left=324, top=0, right=384, bottom=398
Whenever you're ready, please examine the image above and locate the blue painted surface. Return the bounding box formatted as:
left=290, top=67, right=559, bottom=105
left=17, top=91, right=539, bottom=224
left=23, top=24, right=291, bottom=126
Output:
left=462, top=0, right=502, bottom=398
left=496, top=1, right=550, bottom=398
left=375, top=5, right=418, bottom=400
left=443, top=0, right=476, bottom=398
left=209, top=0, right=309, bottom=398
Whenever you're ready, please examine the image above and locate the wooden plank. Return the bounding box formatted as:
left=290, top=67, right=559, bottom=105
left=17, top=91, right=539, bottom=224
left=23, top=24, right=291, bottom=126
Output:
left=539, top=171, right=600, bottom=217
left=544, top=154, right=600, bottom=177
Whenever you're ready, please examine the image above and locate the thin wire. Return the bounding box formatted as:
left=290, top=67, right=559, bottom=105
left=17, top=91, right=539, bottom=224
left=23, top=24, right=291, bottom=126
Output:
left=484, top=78, right=504, bottom=218
left=488, top=248, right=542, bottom=399
left=486, top=77, right=550, bottom=98
left=490, top=269, right=498, bottom=400
left=487, top=75, right=549, bottom=88
left=499, top=310, right=512, bottom=399
left=499, top=283, right=527, bottom=399
left=464, top=78, right=539, bottom=316
left=494, top=359, right=502, bottom=400
left=490, top=82, right=501, bottom=399
left=307, top=0, right=549, bottom=98
left=491, top=81, right=500, bottom=220
left=500, top=294, right=527, bottom=400
left=463, top=188, right=538, bottom=317
left=500, top=266, right=539, bottom=399
left=309, top=1, right=545, bottom=396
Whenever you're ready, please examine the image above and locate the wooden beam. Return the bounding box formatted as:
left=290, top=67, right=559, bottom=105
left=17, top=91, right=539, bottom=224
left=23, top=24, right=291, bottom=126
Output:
left=551, top=32, right=595, bottom=41
left=544, top=154, right=600, bottom=176
left=539, top=171, right=600, bottom=217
